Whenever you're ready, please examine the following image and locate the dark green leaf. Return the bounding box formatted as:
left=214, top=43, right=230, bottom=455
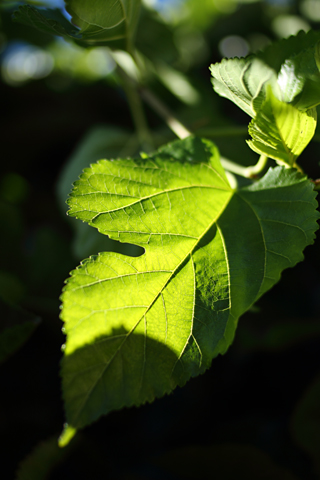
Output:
left=12, top=5, right=81, bottom=39
left=13, top=1, right=142, bottom=50
left=65, top=0, right=142, bottom=49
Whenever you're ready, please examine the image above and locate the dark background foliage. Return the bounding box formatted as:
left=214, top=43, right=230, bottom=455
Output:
left=1, top=0, right=320, bottom=478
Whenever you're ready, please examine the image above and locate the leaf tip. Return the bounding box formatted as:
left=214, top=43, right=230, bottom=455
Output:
left=58, top=423, right=77, bottom=448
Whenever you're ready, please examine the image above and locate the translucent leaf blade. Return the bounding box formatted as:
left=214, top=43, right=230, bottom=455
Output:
left=60, top=137, right=319, bottom=443
left=62, top=137, right=233, bottom=430
left=210, top=30, right=320, bottom=116
left=210, top=57, right=279, bottom=118
left=247, top=89, right=317, bottom=166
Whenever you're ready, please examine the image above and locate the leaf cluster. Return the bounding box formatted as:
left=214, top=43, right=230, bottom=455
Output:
left=210, top=30, right=320, bottom=166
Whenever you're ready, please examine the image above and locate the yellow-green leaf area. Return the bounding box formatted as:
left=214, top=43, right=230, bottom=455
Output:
left=60, top=137, right=319, bottom=443
left=247, top=89, right=317, bottom=166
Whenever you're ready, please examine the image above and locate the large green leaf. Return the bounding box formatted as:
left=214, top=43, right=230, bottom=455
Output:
left=65, top=0, right=141, bottom=49
left=210, top=30, right=320, bottom=117
left=247, top=89, right=317, bottom=166
left=60, top=136, right=319, bottom=445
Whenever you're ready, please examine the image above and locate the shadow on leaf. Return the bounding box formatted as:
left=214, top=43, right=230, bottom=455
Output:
left=60, top=331, right=181, bottom=445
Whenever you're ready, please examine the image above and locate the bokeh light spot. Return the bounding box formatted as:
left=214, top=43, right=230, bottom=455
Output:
left=219, top=35, right=250, bottom=58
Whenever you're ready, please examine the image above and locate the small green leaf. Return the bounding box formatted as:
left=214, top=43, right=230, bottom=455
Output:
left=247, top=89, right=317, bottom=166
left=12, top=5, right=81, bottom=39
left=274, top=39, right=320, bottom=110
left=60, top=137, right=319, bottom=442
left=210, top=30, right=320, bottom=116
left=210, top=56, right=278, bottom=118
left=65, top=0, right=142, bottom=49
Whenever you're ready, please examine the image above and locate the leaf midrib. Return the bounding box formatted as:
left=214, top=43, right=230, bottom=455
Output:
left=70, top=184, right=230, bottom=221
left=69, top=188, right=234, bottom=425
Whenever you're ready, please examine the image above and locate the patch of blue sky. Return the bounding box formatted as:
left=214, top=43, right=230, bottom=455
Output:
left=153, top=0, right=184, bottom=10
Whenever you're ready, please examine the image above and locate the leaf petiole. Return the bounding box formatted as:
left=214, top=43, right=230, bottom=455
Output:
left=220, top=155, right=269, bottom=179
left=244, top=155, right=269, bottom=178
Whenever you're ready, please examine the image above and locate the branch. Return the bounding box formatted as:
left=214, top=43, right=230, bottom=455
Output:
left=139, top=87, right=191, bottom=140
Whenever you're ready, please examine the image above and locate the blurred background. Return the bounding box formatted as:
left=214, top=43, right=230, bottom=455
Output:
left=1, top=0, right=320, bottom=478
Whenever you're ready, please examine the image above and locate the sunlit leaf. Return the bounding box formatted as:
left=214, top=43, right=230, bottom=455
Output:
left=210, top=56, right=278, bottom=118
left=59, top=137, right=319, bottom=443
left=247, top=89, right=317, bottom=166
left=210, top=30, right=320, bottom=116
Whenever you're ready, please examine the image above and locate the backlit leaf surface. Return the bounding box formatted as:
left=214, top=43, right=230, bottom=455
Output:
left=210, top=30, right=320, bottom=116
left=210, top=56, right=278, bottom=118
left=60, top=137, right=319, bottom=444
left=247, top=89, right=317, bottom=166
